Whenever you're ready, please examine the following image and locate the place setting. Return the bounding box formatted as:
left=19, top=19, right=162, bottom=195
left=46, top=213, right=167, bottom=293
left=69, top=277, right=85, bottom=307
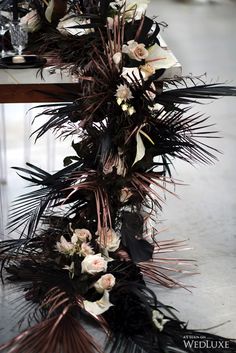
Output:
left=0, top=7, right=46, bottom=69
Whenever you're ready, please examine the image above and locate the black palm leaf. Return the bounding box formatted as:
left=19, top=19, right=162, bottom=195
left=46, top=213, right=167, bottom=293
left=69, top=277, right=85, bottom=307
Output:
left=129, top=106, right=220, bottom=170
left=154, top=107, right=219, bottom=164
left=105, top=282, right=236, bottom=353
left=7, top=161, right=84, bottom=238
left=156, top=83, right=236, bottom=107
left=32, top=102, right=81, bottom=141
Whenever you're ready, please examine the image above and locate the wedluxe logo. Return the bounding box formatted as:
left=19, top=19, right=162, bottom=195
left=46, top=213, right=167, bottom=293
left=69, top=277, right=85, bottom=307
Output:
left=183, top=335, right=233, bottom=350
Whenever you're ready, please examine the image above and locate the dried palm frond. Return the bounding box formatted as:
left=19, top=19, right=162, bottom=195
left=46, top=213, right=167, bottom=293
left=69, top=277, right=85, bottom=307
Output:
left=138, top=239, right=197, bottom=289
left=0, top=310, right=103, bottom=353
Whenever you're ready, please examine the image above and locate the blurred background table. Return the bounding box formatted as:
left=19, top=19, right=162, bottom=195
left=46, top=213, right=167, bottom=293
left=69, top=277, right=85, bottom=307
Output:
left=0, top=66, right=77, bottom=103
left=0, top=44, right=182, bottom=103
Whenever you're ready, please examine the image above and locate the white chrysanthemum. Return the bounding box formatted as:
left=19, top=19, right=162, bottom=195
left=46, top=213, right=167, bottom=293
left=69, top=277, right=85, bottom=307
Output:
left=63, top=262, right=75, bottom=278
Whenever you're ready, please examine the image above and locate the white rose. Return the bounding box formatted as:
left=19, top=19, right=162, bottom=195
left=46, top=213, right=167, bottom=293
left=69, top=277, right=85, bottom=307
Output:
left=56, top=236, right=74, bottom=255
left=80, top=243, right=94, bottom=256
left=97, top=229, right=121, bottom=252
left=122, top=40, right=148, bottom=61
left=94, top=274, right=116, bottom=293
left=71, top=228, right=92, bottom=244
left=140, top=63, right=156, bottom=79
left=81, top=254, right=108, bottom=275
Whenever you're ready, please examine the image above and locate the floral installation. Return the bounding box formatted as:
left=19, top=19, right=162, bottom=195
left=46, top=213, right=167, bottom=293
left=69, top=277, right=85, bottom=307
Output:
left=0, top=0, right=236, bottom=352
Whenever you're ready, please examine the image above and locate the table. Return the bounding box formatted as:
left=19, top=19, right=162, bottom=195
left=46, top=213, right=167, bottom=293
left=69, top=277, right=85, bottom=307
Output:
left=0, top=35, right=182, bottom=103
left=0, top=67, right=78, bottom=103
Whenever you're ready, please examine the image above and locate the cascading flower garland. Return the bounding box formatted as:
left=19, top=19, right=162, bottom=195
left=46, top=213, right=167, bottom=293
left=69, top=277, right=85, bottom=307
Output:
left=0, top=0, right=236, bottom=352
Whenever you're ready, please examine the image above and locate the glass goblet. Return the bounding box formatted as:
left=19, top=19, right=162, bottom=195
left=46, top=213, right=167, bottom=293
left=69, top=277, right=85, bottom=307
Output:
left=9, top=22, right=28, bottom=56
left=0, top=22, right=9, bottom=58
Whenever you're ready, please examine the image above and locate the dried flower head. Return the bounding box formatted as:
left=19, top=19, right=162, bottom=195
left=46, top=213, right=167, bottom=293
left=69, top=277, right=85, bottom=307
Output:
left=115, top=84, right=133, bottom=103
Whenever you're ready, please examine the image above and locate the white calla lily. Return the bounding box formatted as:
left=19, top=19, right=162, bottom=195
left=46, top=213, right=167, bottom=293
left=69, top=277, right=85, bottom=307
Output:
left=57, top=14, right=92, bottom=36
left=83, top=290, right=113, bottom=316
left=132, top=130, right=145, bottom=166
left=146, top=44, right=176, bottom=71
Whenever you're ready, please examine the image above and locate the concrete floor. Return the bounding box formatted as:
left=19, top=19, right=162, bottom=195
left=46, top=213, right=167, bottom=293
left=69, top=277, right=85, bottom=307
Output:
left=0, top=0, right=236, bottom=344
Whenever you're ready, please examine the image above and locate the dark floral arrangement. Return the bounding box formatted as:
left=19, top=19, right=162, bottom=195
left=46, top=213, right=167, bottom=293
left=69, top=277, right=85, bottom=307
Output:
left=0, top=1, right=236, bottom=352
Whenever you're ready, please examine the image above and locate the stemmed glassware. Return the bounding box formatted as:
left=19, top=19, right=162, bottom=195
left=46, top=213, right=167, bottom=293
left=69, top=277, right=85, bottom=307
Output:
left=9, top=22, right=28, bottom=56
left=0, top=18, right=9, bottom=58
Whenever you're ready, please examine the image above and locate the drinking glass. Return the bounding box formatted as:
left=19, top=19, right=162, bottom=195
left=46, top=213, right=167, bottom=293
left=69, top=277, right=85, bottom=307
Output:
left=9, top=22, right=28, bottom=55
left=0, top=20, right=9, bottom=58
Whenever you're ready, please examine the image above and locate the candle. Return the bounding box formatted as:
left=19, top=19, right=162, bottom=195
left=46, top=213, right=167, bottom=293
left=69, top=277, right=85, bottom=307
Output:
left=12, top=0, right=18, bottom=21
left=12, top=55, right=26, bottom=64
